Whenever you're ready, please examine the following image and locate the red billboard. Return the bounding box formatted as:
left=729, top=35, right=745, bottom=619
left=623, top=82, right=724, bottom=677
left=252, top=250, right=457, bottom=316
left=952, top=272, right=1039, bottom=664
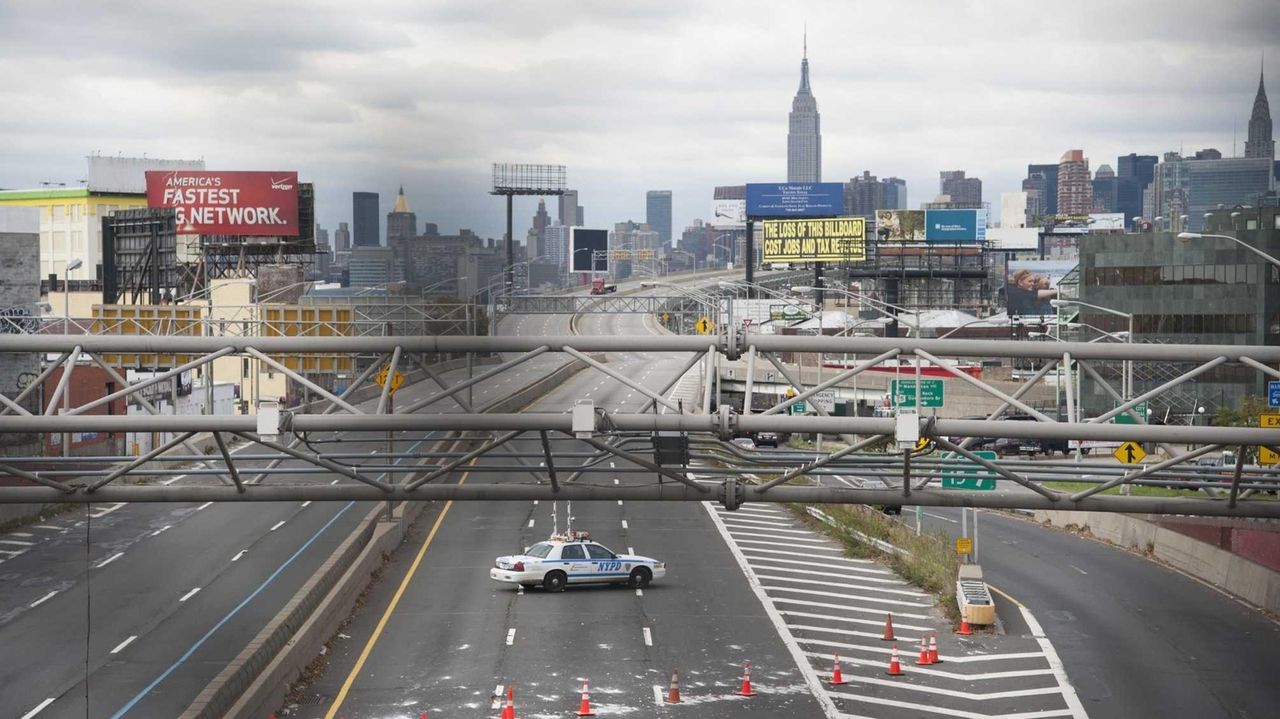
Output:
left=145, top=171, right=299, bottom=236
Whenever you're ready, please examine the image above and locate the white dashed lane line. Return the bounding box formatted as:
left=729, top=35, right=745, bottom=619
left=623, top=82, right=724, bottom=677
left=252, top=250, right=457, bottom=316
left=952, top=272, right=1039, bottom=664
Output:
left=643, top=627, right=653, bottom=646
left=29, top=591, right=58, bottom=608
left=269, top=521, right=285, bottom=532
left=19, top=698, right=55, bottom=719
left=179, top=587, right=201, bottom=602
left=506, top=628, right=516, bottom=646
left=95, top=552, right=124, bottom=569
left=232, top=550, right=247, bottom=562
left=110, top=635, right=137, bottom=654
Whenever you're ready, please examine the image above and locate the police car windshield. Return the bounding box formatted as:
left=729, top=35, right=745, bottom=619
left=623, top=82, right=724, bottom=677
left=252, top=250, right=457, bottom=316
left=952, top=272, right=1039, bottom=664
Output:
left=526, top=542, right=553, bottom=558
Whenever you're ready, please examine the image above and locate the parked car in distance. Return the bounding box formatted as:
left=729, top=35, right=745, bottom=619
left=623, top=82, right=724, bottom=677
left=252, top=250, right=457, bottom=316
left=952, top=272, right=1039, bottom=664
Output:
left=754, top=431, right=779, bottom=447
left=730, top=437, right=756, bottom=450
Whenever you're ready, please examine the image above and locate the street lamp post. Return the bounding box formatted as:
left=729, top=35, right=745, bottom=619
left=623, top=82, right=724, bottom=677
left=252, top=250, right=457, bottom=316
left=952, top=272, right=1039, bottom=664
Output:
left=1177, top=232, right=1280, bottom=270
left=1051, top=298, right=1133, bottom=402
left=63, top=257, right=83, bottom=334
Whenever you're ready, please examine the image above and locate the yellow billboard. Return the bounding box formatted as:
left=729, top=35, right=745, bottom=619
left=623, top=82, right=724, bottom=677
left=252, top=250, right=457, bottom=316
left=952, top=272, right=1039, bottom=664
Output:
left=762, top=217, right=866, bottom=262
left=260, top=305, right=356, bottom=373
left=92, top=305, right=203, bottom=368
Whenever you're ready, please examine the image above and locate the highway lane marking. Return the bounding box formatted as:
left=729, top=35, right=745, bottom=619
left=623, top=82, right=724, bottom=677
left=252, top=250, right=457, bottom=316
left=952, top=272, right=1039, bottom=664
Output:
left=628, top=546, right=634, bottom=554
left=30, top=590, right=58, bottom=608
left=730, top=530, right=843, bottom=544
left=9, top=531, right=33, bottom=537
left=324, top=464, right=473, bottom=719
left=196, top=501, right=213, bottom=511
left=643, top=627, right=653, bottom=646
left=721, top=519, right=825, bottom=534
left=827, top=688, right=1070, bottom=718
left=754, top=563, right=906, bottom=583
left=330, top=479, right=339, bottom=485
left=831, top=673, right=1066, bottom=700
left=108, top=501, right=358, bottom=719
left=506, top=628, right=516, bottom=646
left=110, top=635, right=138, bottom=654
left=924, top=511, right=959, bottom=523
left=651, top=685, right=664, bottom=705
left=32, top=525, right=60, bottom=530
left=160, top=474, right=186, bottom=486
left=617, top=500, right=623, bottom=506
left=718, top=515, right=797, bottom=528
left=1069, top=564, right=1088, bottom=575
left=613, top=478, right=619, bottom=484
left=782, top=610, right=934, bottom=633
left=19, top=698, right=55, bottom=719
left=621, top=519, right=629, bottom=529
left=635, top=588, right=643, bottom=597
left=528, top=519, right=535, bottom=528
left=150, top=524, right=172, bottom=537
left=0, top=539, right=35, bottom=546
left=301, top=501, right=312, bottom=508
left=762, top=584, right=932, bottom=608
left=95, top=552, right=124, bottom=569
left=772, top=597, right=933, bottom=620
left=1019, top=601, right=1089, bottom=718
left=798, top=636, right=1045, bottom=663
left=179, top=587, right=201, bottom=602
left=756, top=574, right=929, bottom=598
left=804, top=650, right=1055, bottom=681
left=232, top=550, right=247, bottom=562
left=734, top=543, right=870, bottom=560
left=703, top=503, right=844, bottom=718
left=269, top=521, right=286, bottom=532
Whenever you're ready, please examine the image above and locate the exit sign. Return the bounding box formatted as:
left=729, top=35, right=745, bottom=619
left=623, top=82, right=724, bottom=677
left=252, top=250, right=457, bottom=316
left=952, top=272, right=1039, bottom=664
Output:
left=889, top=379, right=944, bottom=408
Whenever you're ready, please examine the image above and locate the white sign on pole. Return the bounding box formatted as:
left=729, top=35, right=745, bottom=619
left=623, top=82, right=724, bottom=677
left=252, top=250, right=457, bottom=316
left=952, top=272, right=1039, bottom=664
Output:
left=709, top=200, right=746, bottom=228
left=814, top=389, right=836, bottom=413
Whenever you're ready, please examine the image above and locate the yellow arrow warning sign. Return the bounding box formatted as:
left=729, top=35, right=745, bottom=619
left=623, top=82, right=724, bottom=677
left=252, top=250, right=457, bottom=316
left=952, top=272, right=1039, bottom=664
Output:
left=695, top=316, right=715, bottom=335
left=1113, top=441, right=1146, bottom=464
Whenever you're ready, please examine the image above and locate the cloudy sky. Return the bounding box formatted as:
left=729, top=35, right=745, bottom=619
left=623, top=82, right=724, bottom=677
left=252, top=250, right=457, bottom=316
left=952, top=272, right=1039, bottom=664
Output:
left=1, top=0, right=1276, bottom=241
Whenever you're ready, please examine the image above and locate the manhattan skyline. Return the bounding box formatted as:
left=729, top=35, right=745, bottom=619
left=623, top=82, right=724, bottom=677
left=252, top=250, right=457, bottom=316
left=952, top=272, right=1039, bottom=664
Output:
left=0, top=1, right=1276, bottom=239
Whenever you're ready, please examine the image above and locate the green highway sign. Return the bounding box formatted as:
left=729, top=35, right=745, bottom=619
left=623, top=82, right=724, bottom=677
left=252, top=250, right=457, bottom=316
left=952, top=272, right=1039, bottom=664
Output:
left=1113, top=401, right=1149, bottom=425
left=940, top=451, right=997, bottom=490
left=889, top=379, right=944, bottom=408
left=791, top=400, right=807, bottom=414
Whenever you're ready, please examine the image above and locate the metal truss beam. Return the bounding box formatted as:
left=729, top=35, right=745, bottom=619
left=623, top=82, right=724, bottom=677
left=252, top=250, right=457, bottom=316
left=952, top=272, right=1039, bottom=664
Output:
left=7, top=333, right=1280, bottom=364
left=4, top=412, right=1280, bottom=446
left=0, top=483, right=1275, bottom=518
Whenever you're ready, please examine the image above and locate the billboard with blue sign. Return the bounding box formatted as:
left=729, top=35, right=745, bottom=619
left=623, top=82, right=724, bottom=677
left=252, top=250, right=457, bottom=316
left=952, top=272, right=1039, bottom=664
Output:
left=924, top=209, right=987, bottom=243
left=746, top=183, right=844, bottom=217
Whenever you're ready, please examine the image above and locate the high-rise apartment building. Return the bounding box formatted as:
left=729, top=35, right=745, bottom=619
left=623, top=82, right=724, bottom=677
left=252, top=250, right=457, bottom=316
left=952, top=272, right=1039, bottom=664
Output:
left=646, top=190, right=672, bottom=246
left=352, top=191, right=379, bottom=247
left=386, top=186, right=417, bottom=245
left=939, top=170, right=982, bottom=206
left=1056, top=150, right=1092, bottom=215
left=787, top=38, right=822, bottom=183
left=1245, top=64, right=1274, bottom=161
left=844, top=171, right=883, bottom=218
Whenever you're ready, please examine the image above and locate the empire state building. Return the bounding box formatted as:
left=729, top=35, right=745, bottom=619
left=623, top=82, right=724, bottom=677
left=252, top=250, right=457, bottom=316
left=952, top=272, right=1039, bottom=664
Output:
left=787, top=40, right=822, bottom=183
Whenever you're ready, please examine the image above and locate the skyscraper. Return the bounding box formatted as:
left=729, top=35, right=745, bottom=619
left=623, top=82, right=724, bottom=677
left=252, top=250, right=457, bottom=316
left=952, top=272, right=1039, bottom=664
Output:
left=882, top=177, right=907, bottom=210
left=1116, top=153, right=1158, bottom=226
left=1091, top=164, right=1118, bottom=213
left=1056, top=150, right=1092, bottom=215
left=939, top=170, right=982, bottom=206
left=1245, top=62, right=1274, bottom=161
left=386, top=186, right=417, bottom=245
left=334, top=222, right=351, bottom=253
left=787, top=36, right=821, bottom=183
left=1026, top=163, right=1059, bottom=217
left=559, top=190, right=584, bottom=226
left=646, top=191, right=673, bottom=246
left=844, top=171, right=884, bottom=218
left=531, top=199, right=551, bottom=258
left=352, top=191, right=379, bottom=247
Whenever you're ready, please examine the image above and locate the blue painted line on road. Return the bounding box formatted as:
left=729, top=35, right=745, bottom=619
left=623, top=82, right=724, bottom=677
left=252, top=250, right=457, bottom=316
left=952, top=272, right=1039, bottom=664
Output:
left=110, top=430, right=441, bottom=717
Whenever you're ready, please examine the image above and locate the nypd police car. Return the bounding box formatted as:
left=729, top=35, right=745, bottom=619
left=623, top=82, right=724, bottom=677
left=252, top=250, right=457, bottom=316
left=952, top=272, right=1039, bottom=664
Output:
left=490, top=530, right=666, bottom=591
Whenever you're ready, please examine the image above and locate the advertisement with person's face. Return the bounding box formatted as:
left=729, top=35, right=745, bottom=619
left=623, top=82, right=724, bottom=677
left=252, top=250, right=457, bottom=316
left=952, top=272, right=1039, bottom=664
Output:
left=1005, top=260, right=1073, bottom=318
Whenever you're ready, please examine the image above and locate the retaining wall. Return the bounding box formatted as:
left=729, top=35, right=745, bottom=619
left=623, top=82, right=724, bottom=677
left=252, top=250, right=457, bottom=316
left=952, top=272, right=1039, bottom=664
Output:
left=1032, top=510, right=1280, bottom=615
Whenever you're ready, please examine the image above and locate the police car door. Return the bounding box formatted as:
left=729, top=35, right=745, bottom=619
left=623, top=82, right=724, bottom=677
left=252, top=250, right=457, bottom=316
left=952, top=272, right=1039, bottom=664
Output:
left=558, top=543, right=590, bottom=583
left=585, top=542, right=622, bottom=578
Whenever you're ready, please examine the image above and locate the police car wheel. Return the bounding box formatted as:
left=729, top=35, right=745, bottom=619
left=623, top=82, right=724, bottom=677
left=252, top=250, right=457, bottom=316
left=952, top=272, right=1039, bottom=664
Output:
left=627, top=567, right=652, bottom=589
left=543, top=570, right=567, bottom=592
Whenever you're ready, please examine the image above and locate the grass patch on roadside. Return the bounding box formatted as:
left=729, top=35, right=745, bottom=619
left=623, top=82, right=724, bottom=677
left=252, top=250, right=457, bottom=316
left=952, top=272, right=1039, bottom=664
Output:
left=1044, top=480, right=1205, bottom=498
left=788, top=502, right=961, bottom=623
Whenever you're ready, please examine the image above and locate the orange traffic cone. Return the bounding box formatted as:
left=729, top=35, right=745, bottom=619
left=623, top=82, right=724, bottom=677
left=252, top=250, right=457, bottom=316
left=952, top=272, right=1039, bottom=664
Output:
left=929, top=632, right=941, bottom=664
left=665, top=668, right=681, bottom=704
left=887, top=644, right=904, bottom=676
left=575, top=678, right=597, bottom=716
left=882, top=612, right=895, bottom=641
left=828, top=652, right=846, bottom=686
left=915, top=635, right=932, bottom=666
left=500, top=684, right=515, bottom=719
left=737, top=660, right=756, bottom=697
left=957, top=617, right=973, bottom=635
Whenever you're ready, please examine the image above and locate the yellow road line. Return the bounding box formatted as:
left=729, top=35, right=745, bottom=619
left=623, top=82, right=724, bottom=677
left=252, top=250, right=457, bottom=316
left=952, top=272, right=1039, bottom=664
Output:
left=985, top=581, right=1024, bottom=607
left=325, top=468, right=470, bottom=718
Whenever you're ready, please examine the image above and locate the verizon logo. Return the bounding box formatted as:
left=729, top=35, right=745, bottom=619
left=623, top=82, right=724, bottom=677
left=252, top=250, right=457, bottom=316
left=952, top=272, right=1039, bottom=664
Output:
left=270, top=177, right=295, bottom=191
